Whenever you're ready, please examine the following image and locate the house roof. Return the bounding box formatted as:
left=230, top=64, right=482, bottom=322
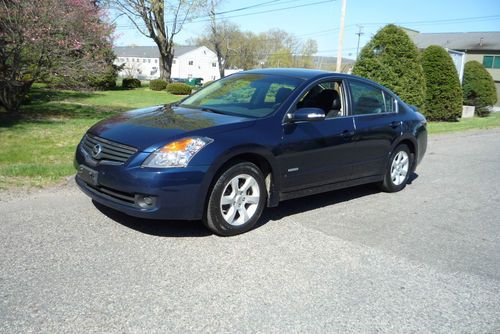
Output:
left=113, top=45, right=200, bottom=58
left=410, top=32, right=500, bottom=51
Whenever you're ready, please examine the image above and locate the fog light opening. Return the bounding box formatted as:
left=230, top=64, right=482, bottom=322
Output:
left=135, top=194, right=157, bottom=209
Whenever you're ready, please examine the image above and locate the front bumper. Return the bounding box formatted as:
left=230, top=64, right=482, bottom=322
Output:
left=74, top=144, right=211, bottom=220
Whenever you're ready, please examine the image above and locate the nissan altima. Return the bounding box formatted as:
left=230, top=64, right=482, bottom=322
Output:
left=75, top=69, right=427, bottom=236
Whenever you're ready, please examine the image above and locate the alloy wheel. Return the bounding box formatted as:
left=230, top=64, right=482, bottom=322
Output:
left=390, top=151, right=409, bottom=186
left=220, top=174, right=260, bottom=226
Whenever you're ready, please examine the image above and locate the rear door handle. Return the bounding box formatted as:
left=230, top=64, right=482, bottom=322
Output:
left=390, top=121, right=402, bottom=128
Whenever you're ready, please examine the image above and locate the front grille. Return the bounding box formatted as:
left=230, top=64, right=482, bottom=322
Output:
left=81, top=134, right=137, bottom=164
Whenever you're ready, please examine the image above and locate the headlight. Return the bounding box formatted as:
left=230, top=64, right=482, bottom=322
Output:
left=142, top=137, right=213, bottom=168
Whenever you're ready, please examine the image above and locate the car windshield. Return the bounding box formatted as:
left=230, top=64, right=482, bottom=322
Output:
left=179, top=73, right=304, bottom=118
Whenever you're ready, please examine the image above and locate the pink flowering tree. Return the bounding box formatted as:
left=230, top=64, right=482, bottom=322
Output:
left=0, top=0, right=115, bottom=113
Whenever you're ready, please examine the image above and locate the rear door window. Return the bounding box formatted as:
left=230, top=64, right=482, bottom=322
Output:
left=349, top=80, right=394, bottom=115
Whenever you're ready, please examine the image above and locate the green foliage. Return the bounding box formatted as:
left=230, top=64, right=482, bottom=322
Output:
left=462, top=61, right=497, bottom=117
left=421, top=46, right=463, bottom=121
left=427, top=112, right=500, bottom=134
left=202, top=80, right=214, bottom=87
left=0, top=84, right=182, bottom=189
left=149, top=79, right=168, bottom=91
left=0, top=0, right=116, bottom=112
left=166, top=83, right=192, bottom=95
left=122, top=78, right=142, bottom=89
left=353, top=24, right=426, bottom=111
left=267, top=48, right=294, bottom=68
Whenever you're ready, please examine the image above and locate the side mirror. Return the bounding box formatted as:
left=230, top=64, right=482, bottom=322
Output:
left=286, top=108, right=326, bottom=123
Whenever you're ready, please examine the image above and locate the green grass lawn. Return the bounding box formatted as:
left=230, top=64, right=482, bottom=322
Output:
left=1, top=84, right=499, bottom=189
left=427, top=111, right=500, bottom=134
left=0, top=85, right=181, bottom=189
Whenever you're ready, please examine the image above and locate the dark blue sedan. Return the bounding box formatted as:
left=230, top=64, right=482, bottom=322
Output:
left=75, top=69, right=427, bottom=236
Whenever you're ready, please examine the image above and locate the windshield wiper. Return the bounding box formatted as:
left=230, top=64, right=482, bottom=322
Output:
left=200, top=107, right=226, bottom=115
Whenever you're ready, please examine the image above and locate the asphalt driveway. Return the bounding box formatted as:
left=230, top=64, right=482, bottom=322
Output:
left=1, top=129, right=499, bottom=333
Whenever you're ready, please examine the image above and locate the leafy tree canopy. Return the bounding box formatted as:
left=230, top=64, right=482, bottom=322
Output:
left=0, top=0, right=116, bottom=112
left=353, top=24, right=426, bottom=111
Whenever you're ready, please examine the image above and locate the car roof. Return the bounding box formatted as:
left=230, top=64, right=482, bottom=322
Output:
left=243, top=68, right=336, bottom=79
left=242, top=68, right=363, bottom=80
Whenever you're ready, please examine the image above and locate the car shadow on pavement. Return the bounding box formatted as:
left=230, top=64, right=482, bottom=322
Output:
left=256, top=172, right=419, bottom=229
left=93, top=173, right=418, bottom=237
left=92, top=200, right=212, bottom=237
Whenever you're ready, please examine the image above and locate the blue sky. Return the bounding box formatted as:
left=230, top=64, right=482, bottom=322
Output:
left=114, top=0, right=500, bottom=59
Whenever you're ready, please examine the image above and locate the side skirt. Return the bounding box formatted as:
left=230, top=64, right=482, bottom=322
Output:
left=278, top=175, right=383, bottom=202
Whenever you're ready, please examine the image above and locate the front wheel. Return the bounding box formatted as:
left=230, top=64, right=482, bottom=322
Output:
left=379, top=144, right=413, bottom=192
left=203, top=162, right=266, bottom=236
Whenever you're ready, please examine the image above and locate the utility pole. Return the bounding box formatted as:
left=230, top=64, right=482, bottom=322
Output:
left=336, top=0, right=347, bottom=72
left=355, top=25, right=364, bottom=59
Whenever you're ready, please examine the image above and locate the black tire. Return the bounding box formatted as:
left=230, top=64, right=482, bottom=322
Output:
left=203, top=162, right=267, bottom=236
left=379, top=144, right=413, bottom=193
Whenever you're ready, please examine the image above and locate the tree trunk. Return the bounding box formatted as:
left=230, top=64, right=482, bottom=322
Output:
left=214, top=42, right=225, bottom=78
left=160, top=52, right=174, bottom=81
left=0, top=80, right=33, bottom=113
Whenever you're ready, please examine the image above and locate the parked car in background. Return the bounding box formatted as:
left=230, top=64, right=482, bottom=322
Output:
left=186, top=77, right=204, bottom=87
left=75, top=69, right=427, bottom=236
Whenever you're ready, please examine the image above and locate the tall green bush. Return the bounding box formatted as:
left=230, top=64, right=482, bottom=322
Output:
left=353, top=24, right=426, bottom=111
left=122, top=78, right=141, bottom=89
left=149, top=79, right=168, bottom=91
left=421, top=45, right=463, bottom=121
left=462, top=60, right=497, bottom=117
left=166, top=83, right=192, bottom=95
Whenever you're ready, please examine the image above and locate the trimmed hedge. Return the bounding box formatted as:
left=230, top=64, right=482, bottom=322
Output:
left=122, top=78, right=141, bottom=89
left=353, top=24, right=426, bottom=111
left=421, top=45, right=463, bottom=121
left=166, top=82, right=192, bottom=95
left=149, top=79, right=168, bottom=91
left=462, top=60, right=497, bottom=117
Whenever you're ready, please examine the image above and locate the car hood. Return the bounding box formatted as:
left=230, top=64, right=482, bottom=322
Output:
left=88, top=105, right=254, bottom=152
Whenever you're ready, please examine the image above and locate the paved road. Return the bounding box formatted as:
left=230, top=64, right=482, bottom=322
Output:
left=1, top=129, right=499, bottom=333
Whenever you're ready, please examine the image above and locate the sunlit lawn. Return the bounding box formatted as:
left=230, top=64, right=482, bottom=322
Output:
left=427, top=112, right=500, bottom=134
left=0, top=84, right=181, bottom=189
left=1, top=83, right=499, bottom=189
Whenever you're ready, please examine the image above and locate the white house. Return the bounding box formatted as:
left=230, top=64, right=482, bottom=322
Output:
left=114, top=45, right=221, bottom=82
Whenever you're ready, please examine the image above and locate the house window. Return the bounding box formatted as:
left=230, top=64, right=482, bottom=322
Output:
left=148, top=59, right=151, bottom=63
left=143, top=59, right=146, bottom=63
left=188, top=60, right=193, bottom=66
left=173, top=59, right=176, bottom=64
left=483, top=55, right=500, bottom=69
left=155, top=59, right=158, bottom=63
left=212, top=62, right=217, bottom=67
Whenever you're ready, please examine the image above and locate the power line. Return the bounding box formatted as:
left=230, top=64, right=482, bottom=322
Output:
left=361, top=14, right=500, bottom=27
left=115, top=0, right=335, bottom=29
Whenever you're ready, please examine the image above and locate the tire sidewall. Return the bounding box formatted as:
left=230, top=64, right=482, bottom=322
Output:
left=383, top=144, right=412, bottom=192
left=204, top=162, right=267, bottom=236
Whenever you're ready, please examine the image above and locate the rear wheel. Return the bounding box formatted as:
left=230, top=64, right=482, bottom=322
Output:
left=379, top=144, right=412, bottom=192
left=203, top=162, right=266, bottom=236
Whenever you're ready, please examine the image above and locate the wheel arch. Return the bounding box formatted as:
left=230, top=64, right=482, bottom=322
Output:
left=199, top=146, right=280, bottom=220
left=391, top=136, right=418, bottom=172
